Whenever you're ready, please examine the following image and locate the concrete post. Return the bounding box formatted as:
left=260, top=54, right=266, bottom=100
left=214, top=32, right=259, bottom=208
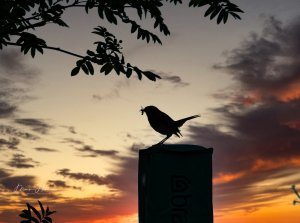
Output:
left=139, top=144, right=213, bottom=223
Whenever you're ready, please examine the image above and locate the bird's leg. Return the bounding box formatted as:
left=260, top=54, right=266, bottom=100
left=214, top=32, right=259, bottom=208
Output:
left=158, top=135, right=171, bottom=145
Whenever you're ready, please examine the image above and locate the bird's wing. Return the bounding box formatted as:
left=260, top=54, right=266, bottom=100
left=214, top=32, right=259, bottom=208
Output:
left=149, top=111, right=175, bottom=134
left=176, top=115, right=200, bottom=127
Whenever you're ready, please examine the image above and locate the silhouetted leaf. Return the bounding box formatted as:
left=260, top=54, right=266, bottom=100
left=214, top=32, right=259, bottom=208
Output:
left=97, top=4, right=104, bottom=19
left=36, top=46, right=44, bottom=54
left=26, top=216, right=40, bottom=223
left=100, top=63, right=113, bottom=75
left=86, top=50, right=95, bottom=56
left=230, top=11, right=241, bottom=20
left=54, top=18, right=69, bottom=27
left=81, top=64, right=89, bottom=74
left=131, top=23, right=138, bottom=33
left=143, top=71, right=161, bottom=81
left=30, top=205, right=42, bottom=221
left=31, top=47, right=36, bottom=57
left=189, top=0, right=211, bottom=7
left=105, top=9, right=117, bottom=25
left=43, top=216, right=53, bottom=223
left=71, top=66, right=80, bottom=76
left=38, top=200, right=45, bottom=217
left=126, top=68, right=132, bottom=78
left=204, top=4, right=215, bottom=17
left=217, top=9, right=224, bottom=24
left=210, top=5, right=222, bottom=20
left=19, top=213, right=29, bottom=218
left=76, top=59, right=84, bottom=67
left=134, top=67, right=142, bottom=80
left=222, top=11, right=228, bottom=23
left=86, top=61, right=94, bottom=75
left=46, top=210, right=56, bottom=216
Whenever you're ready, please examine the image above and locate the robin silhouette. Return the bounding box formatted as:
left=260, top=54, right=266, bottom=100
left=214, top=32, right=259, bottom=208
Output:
left=141, top=105, right=200, bottom=144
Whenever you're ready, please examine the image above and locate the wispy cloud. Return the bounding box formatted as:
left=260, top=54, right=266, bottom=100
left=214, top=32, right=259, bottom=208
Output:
left=76, top=145, right=119, bottom=157
left=0, top=125, right=38, bottom=140
left=0, top=137, right=20, bottom=150
left=56, top=168, right=109, bottom=185
left=62, top=137, right=85, bottom=145
left=92, top=80, right=130, bottom=102
left=14, top=118, right=52, bottom=135
left=47, top=180, right=81, bottom=190
left=149, top=70, right=190, bottom=88
left=34, top=147, right=58, bottom=152
left=6, top=154, right=40, bottom=169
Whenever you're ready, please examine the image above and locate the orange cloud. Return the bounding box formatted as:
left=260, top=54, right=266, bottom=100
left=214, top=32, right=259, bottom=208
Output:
left=284, top=120, right=300, bottom=130
left=251, top=157, right=300, bottom=172
left=213, top=171, right=246, bottom=185
left=277, top=81, right=300, bottom=102
left=213, top=157, right=300, bottom=185
left=235, top=80, right=300, bottom=106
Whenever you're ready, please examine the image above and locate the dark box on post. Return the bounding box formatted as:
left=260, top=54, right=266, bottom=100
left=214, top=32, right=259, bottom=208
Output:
left=138, top=144, right=213, bottom=223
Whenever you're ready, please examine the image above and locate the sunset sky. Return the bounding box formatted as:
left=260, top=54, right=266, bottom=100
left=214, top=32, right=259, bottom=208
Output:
left=1, top=1, right=300, bottom=222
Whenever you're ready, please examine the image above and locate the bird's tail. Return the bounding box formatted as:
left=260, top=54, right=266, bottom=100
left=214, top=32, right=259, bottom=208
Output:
left=176, top=115, right=200, bottom=127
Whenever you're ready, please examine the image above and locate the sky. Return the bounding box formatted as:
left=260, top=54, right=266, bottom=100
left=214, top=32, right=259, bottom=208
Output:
left=1, top=0, right=300, bottom=222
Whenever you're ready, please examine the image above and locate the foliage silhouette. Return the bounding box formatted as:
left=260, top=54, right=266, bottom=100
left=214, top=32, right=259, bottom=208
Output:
left=1, top=0, right=243, bottom=81
left=19, top=200, right=56, bottom=223
left=292, top=184, right=300, bottom=205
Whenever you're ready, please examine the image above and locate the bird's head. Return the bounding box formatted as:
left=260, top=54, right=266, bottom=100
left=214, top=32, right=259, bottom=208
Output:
left=140, top=106, right=145, bottom=115
left=140, top=105, right=158, bottom=116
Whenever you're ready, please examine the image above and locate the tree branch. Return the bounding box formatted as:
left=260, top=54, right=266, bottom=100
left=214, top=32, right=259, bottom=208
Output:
left=4, top=41, right=85, bottom=59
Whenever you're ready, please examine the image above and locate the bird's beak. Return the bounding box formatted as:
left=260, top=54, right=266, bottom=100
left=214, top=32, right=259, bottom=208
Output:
left=140, top=107, right=144, bottom=115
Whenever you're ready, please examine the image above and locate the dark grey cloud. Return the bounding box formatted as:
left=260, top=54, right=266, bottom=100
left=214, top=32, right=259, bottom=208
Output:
left=0, top=49, right=40, bottom=120
left=0, top=102, right=17, bottom=118
left=0, top=125, right=38, bottom=140
left=0, top=137, right=20, bottom=150
left=34, top=147, right=58, bottom=152
left=47, top=180, right=81, bottom=190
left=60, top=125, right=77, bottom=134
left=0, top=175, right=36, bottom=190
left=76, top=145, right=119, bottom=157
left=149, top=69, right=189, bottom=88
left=56, top=168, right=109, bottom=185
left=0, top=169, right=11, bottom=179
left=6, top=154, right=40, bottom=169
left=185, top=16, right=300, bottom=214
left=15, top=118, right=52, bottom=134
left=0, top=49, right=41, bottom=154
left=0, top=49, right=39, bottom=82
left=68, top=126, right=76, bottom=134
left=61, top=137, right=84, bottom=145
left=214, top=16, right=300, bottom=102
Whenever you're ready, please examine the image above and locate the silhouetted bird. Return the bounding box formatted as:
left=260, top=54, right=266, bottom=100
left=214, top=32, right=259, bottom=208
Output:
left=141, top=105, right=200, bottom=144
